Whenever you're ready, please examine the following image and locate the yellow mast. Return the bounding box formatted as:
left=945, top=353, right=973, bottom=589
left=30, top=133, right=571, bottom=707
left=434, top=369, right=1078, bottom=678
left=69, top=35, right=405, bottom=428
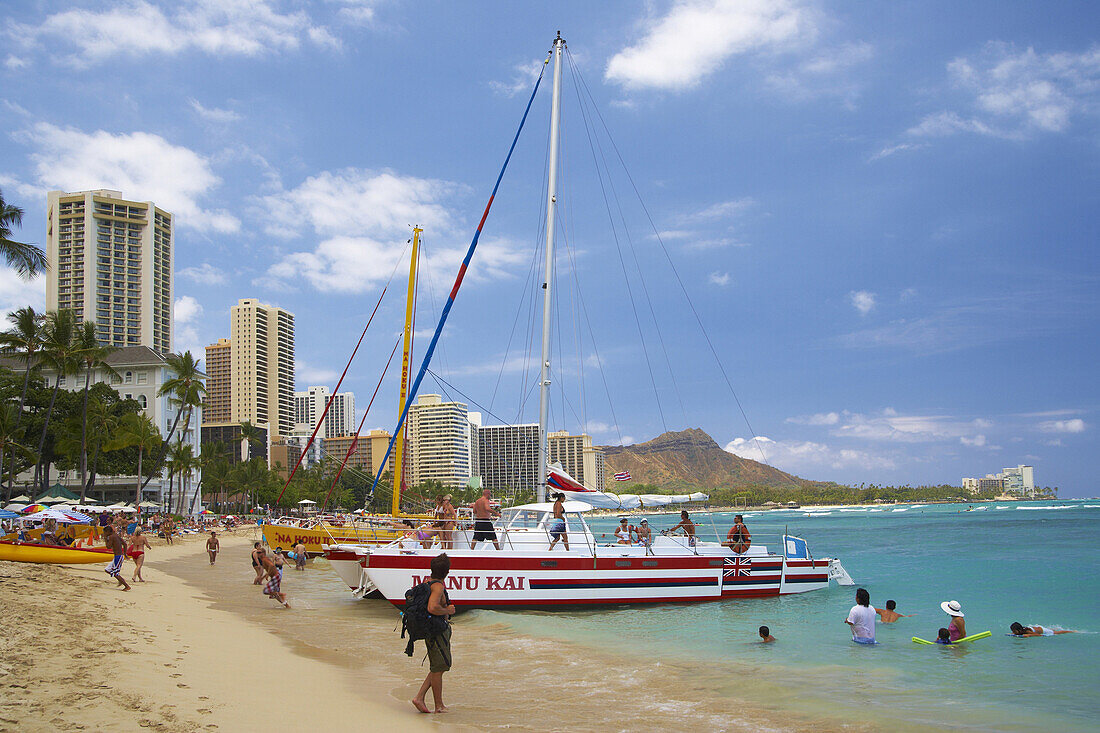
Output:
left=392, top=226, right=421, bottom=516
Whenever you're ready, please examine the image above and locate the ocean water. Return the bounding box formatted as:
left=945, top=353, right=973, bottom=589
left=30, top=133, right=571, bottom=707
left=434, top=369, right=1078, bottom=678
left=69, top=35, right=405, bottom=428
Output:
left=464, top=500, right=1100, bottom=731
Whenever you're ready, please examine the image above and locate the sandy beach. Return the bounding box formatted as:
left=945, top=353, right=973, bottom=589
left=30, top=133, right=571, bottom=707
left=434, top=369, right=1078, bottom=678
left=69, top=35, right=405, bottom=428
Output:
left=0, top=531, right=445, bottom=733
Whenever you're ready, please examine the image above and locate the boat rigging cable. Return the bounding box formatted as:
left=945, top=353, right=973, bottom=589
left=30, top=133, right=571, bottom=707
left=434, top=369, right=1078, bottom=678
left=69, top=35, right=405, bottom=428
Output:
left=566, top=49, right=771, bottom=468
left=319, top=335, right=401, bottom=512
left=368, top=52, right=550, bottom=499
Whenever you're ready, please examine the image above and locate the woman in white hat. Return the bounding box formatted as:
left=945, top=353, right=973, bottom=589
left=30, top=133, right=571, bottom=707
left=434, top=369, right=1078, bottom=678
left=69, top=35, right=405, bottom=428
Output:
left=941, top=600, right=966, bottom=642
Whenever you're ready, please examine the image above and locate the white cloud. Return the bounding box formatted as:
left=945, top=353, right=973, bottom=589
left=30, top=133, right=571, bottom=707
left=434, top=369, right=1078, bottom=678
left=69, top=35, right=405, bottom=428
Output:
left=15, top=123, right=239, bottom=233
left=172, top=296, right=204, bottom=356
left=13, top=0, right=337, bottom=67
left=725, top=435, right=897, bottom=472
left=696, top=197, right=757, bottom=220
left=1039, top=418, right=1087, bottom=434
left=178, top=263, right=228, bottom=285
left=296, top=361, right=340, bottom=384
left=173, top=295, right=203, bottom=324
left=869, top=142, right=926, bottom=161
left=490, top=60, right=545, bottom=97
left=605, top=0, right=816, bottom=91
left=709, top=271, right=731, bottom=286
left=833, top=409, right=990, bottom=445
left=960, top=434, right=986, bottom=447
left=4, top=55, right=28, bottom=70
left=189, top=98, right=241, bottom=123
left=848, top=290, right=876, bottom=315
left=909, top=43, right=1100, bottom=140
left=787, top=411, right=840, bottom=426
left=0, top=268, right=44, bottom=321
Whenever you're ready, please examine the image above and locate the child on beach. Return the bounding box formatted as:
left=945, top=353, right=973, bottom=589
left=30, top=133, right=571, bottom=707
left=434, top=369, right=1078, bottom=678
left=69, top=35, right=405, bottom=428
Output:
left=934, top=628, right=952, bottom=644
left=759, top=626, right=775, bottom=643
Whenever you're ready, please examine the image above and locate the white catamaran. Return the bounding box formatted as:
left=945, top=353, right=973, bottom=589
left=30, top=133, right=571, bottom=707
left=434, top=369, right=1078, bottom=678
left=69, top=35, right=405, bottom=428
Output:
left=325, top=33, right=852, bottom=609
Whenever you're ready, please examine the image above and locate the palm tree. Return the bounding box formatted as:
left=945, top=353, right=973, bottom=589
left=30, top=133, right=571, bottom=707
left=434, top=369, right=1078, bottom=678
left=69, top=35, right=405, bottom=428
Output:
left=238, top=420, right=264, bottom=462
left=34, top=309, right=79, bottom=492
left=0, top=404, right=34, bottom=494
left=167, top=441, right=196, bottom=515
left=83, top=398, right=116, bottom=502
left=230, top=457, right=271, bottom=515
left=0, top=189, right=47, bottom=278
left=105, top=412, right=161, bottom=507
left=143, top=351, right=205, bottom=492
left=195, top=445, right=229, bottom=513
left=73, top=321, right=118, bottom=495
left=0, top=306, right=45, bottom=499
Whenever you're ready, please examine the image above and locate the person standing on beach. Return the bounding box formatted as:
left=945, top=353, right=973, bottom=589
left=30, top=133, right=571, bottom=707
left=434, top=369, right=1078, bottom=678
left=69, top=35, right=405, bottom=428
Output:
left=411, top=553, right=456, bottom=714
left=845, top=587, right=876, bottom=644
left=128, top=529, right=150, bottom=582
left=251, top=542, right=266, bottom=584
left=102, top=526, right=131, bottom=592
left=941, top=600, right=966, bottom=641
left=206, top=531, right=220, bottom=565
left=259, top=549, right=290, bottom=608
left=469, top=488, right=501, bottom=550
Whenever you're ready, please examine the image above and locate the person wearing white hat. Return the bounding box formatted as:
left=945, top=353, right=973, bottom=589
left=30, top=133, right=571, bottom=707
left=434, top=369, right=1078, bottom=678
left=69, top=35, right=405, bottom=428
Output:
left=941, top=600, right=966, bottom=641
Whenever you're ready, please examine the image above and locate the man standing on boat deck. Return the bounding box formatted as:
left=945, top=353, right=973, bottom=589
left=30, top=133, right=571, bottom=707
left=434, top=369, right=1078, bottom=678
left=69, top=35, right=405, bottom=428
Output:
left=469, top=488, right=501, bottom=550
left=548, top=493, right=570, bottom=551
left=669, top=511, right=697, bottom=547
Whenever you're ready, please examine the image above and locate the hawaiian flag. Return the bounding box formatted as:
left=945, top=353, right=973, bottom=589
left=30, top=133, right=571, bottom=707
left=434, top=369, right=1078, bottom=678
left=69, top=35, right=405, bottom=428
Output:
left=613, top=471, right=631, bottom=481
left=723, top=557, right=752, bottom=579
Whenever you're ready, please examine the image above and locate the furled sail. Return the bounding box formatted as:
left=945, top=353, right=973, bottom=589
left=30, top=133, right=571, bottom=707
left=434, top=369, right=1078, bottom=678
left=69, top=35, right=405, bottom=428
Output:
left=546, top=465, right=707, bottom=509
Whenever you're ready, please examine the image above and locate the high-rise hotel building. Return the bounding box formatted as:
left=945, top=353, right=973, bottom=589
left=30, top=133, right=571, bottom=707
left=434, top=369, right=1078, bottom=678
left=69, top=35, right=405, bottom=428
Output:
left=230, top=299, right=295, bottom=437
left=46, top=189, right=173, bottom=352
left=202, top=338, right=232, bottom=423
left=407, top=394, right=476, bottom=490
left=294, top=385, right=356, bottom=439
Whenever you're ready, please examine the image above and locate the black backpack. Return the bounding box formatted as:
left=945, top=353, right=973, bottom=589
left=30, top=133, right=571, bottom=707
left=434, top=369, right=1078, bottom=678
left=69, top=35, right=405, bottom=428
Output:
left=400, top=581, right=449, bottom=657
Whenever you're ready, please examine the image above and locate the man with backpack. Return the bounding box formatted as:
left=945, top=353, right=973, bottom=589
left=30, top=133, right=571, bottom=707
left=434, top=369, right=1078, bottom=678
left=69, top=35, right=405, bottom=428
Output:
left=408, top=553, right=456, bottom=714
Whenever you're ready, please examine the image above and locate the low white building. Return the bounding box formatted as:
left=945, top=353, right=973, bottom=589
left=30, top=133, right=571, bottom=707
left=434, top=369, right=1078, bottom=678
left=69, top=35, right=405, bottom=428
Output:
left=7, top=346, right=203, bottom=509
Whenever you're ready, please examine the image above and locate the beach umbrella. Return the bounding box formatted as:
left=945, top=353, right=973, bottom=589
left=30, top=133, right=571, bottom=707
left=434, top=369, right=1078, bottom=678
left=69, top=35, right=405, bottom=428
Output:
left=297, top=499, right=317, bottom=505
left=37, top=496, right=69, bottom=505
left=20, top=508, right=94, bottom=523
left=4, top=503, right=28, bottom=512
left=199, top=509, right=214, bottom=515
left=79, top=505, right=109, bottom=513
left=21, top=504, right=47, bottom=514
left=138, top=501, right=160, bottom=509
left=0, top=509, right=19, bottom=519
left=10, top=495, right=31, bottom=503
left=105, top=504, right=137, bottom=513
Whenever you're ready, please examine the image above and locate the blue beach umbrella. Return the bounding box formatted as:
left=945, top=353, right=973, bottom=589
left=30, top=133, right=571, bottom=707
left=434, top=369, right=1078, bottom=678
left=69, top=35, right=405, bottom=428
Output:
left=0, top=509, right=18, bottom=519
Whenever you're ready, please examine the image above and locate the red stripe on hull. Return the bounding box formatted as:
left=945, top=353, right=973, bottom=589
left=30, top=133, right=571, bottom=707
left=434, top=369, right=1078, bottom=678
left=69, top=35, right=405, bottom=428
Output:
left=784, top=574, right=829, bottom=582
left=367, top=554, right=726, bottom=571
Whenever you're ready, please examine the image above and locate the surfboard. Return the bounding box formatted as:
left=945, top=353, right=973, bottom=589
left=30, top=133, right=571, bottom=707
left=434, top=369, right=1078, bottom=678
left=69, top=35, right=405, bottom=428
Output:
left=912, top=630, right=992, bottom=645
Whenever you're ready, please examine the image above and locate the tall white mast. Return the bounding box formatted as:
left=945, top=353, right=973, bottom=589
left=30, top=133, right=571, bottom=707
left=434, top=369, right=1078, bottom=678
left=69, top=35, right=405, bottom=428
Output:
left=537, top=31, right=565, bottom=504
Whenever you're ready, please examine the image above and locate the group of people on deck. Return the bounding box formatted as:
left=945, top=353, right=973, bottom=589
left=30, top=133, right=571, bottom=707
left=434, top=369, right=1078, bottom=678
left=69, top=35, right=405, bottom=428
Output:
left=611, top=511, right=752, bottom=554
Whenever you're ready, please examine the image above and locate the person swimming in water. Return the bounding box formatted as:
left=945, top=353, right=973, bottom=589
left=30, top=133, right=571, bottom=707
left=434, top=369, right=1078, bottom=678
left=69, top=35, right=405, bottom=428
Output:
left=875, top=599, right=912, bottom=623
left=934, top=628, right=952, bottom=644
left=1009, top=622, right=1077, bottom=637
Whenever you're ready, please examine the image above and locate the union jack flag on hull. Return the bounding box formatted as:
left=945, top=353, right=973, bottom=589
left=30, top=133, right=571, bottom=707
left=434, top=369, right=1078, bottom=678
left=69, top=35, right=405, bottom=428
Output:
left=723, top=557, right=752, bottom=579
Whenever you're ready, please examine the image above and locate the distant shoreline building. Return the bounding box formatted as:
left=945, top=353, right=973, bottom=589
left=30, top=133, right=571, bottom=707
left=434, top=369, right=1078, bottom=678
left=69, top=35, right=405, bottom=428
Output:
left=46, top=189, right=173, bottom=353
left=294, top=385, right=355, bottom=439
left=477, top=422, right=540, bottom=494
left=406, top=394, right=475, bottom=490
left=549, top=430, right=606, bottom=492
left=963, top=464, right=1036, bottom=497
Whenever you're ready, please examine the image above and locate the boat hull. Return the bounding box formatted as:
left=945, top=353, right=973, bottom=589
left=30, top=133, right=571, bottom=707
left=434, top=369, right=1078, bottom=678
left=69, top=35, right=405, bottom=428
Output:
left=0, top=541, right=113, bottom=564
left=261, top=523, right=407, bottom=555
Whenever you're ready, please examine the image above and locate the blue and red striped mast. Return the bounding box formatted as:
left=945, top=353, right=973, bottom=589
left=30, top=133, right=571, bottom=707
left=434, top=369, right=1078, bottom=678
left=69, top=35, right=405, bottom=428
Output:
left=368, top=40, right=556, bottom=504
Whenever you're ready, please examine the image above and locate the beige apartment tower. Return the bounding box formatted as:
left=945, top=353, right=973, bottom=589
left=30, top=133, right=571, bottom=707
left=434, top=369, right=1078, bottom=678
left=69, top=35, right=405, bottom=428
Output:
left=202, top=338, right=232, bottom=424
left=230, top=299, right=295, bottom=437
left=46, top=189, right=173, bottom=352
left=407, top=394, right=473, bottom=490
left=549, top=430, right=606, bottom=492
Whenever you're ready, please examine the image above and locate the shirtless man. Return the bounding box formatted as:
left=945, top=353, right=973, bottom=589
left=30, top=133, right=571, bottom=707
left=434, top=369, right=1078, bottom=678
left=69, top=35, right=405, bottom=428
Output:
left=294, top=541, right=307, bottom=570
left=259, top=549, right=290, bottom=608
left=722, top=515, right=751, bottom=554
left=633, top=518, right=652, bottom=550
left=469, top=488, right=501, bottom=550
left=251, top=541, right=266, bottom=584
left=206, top=531, right=220, bottom=565
left=547, top=494, right=570, bottom=551
left=875, top=600, right=911, bottom=623
left=669, top=511, right=697, bottom=547
left=102, top=526, right=131, bottom=591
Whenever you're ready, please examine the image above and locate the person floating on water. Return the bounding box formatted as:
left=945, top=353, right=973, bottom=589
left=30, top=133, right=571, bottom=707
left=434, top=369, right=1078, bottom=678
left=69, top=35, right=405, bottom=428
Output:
left=875, top=600, right=911, bottom=623
left=941, top=600, right=966, bottom=641
left=548, top=493, right=570, bottom=551
left=759, top=625, right=775, bottom=643
left=934, top=628, right=952, bottom=644
left=846, top=588, right=876, bottom=644
left=722, top=514, right=751, bottom=554
left=1009, top=622, right=1077, bottom=637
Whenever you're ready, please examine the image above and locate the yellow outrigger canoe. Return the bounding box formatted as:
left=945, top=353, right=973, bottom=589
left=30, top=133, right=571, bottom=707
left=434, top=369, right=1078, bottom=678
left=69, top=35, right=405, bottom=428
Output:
left=0, top=540, right=113, bottom=564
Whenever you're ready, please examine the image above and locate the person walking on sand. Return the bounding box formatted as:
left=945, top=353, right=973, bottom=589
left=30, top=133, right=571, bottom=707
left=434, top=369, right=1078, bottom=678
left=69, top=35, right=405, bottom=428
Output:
left=128, top=529, right=150, bottom=582
left=102, top=526, right=131, bottom=592
left=875, top=599, right=911, bottom=623
left=260, top=549, right=290, bottom=608
left=846, top=587, right=876, bottom=644
left=251, top=541, right=266, bottom=585
left=941, top=600, right=966, bottom=642
left=411, top=553, right=456, bottom=714
left=469, top=488, right=501, bottom=550
left=547, top=493, right=570, bottom=551
left=206, top=531, right=220, bottom=565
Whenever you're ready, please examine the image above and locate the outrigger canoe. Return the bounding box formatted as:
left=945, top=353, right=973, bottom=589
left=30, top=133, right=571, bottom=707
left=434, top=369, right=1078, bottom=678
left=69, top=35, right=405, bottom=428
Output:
left=0, top=540, right=113, bottom=564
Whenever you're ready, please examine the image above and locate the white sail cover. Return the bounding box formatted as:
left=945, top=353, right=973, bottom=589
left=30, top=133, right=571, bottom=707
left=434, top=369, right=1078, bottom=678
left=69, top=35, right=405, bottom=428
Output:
left=546, top=465, right=708, bottom=509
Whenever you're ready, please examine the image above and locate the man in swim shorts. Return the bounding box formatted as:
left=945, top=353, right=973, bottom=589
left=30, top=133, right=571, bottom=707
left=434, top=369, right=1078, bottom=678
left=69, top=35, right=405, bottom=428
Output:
left=294, top=541, right=307, bottom=570
left=469, top=488, right=501, bottom=550
left=547, top=493, right=570, bottom=551
left=206, top=531, right=220, bottom=565
left=102, top=526, right=131, bottom=591
left=251, top=542, right=266, bottom=584
left=260, top=549, right=289, bottom=608
left=875, top=599, right=911, bottom=623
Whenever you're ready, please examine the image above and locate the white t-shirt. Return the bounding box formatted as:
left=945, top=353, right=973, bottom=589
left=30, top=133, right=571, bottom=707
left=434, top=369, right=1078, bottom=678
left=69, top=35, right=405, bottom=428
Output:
left=847, top=604, right=876, bottom=640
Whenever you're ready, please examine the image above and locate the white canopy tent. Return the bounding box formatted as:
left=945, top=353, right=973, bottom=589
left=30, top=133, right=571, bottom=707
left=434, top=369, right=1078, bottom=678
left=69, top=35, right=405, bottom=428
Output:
left=546, top=466, right=709, bottom=510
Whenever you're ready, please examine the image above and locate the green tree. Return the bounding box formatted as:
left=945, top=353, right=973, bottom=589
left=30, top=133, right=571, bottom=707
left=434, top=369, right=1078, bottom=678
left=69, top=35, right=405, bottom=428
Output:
left=0, top=403, right=33, bottom=490
left=33, top=309, right=79, bottom=492
left=196, top=447, right=230, bottom=513
left=0, top=306, right=45, bottom=499
left=0, top=189, right=47, bottom=278
left=238, top=420, right=264, bottom=462
left=229, top=457, right=274, bottom=514
left=168, top=442, right=198, bottom=515
left=73, top=321, right=118, bottom=497
left=143, top=350, right=205, bottom=492
left=105, top=412, right=161, bottom=506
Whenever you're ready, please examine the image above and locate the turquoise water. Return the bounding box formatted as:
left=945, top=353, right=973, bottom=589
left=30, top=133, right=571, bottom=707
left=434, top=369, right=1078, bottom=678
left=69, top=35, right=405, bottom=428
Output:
left=468, top=500, right=1100, bottom=731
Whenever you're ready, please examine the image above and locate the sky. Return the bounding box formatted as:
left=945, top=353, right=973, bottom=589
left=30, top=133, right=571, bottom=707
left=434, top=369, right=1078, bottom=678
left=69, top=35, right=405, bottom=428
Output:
left=1, top=1, right=1098, bottom=495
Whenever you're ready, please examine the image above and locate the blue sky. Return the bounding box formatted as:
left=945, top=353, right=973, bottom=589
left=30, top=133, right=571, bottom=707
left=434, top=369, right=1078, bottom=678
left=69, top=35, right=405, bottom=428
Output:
left=2, top=1, right=1097, bottom=495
